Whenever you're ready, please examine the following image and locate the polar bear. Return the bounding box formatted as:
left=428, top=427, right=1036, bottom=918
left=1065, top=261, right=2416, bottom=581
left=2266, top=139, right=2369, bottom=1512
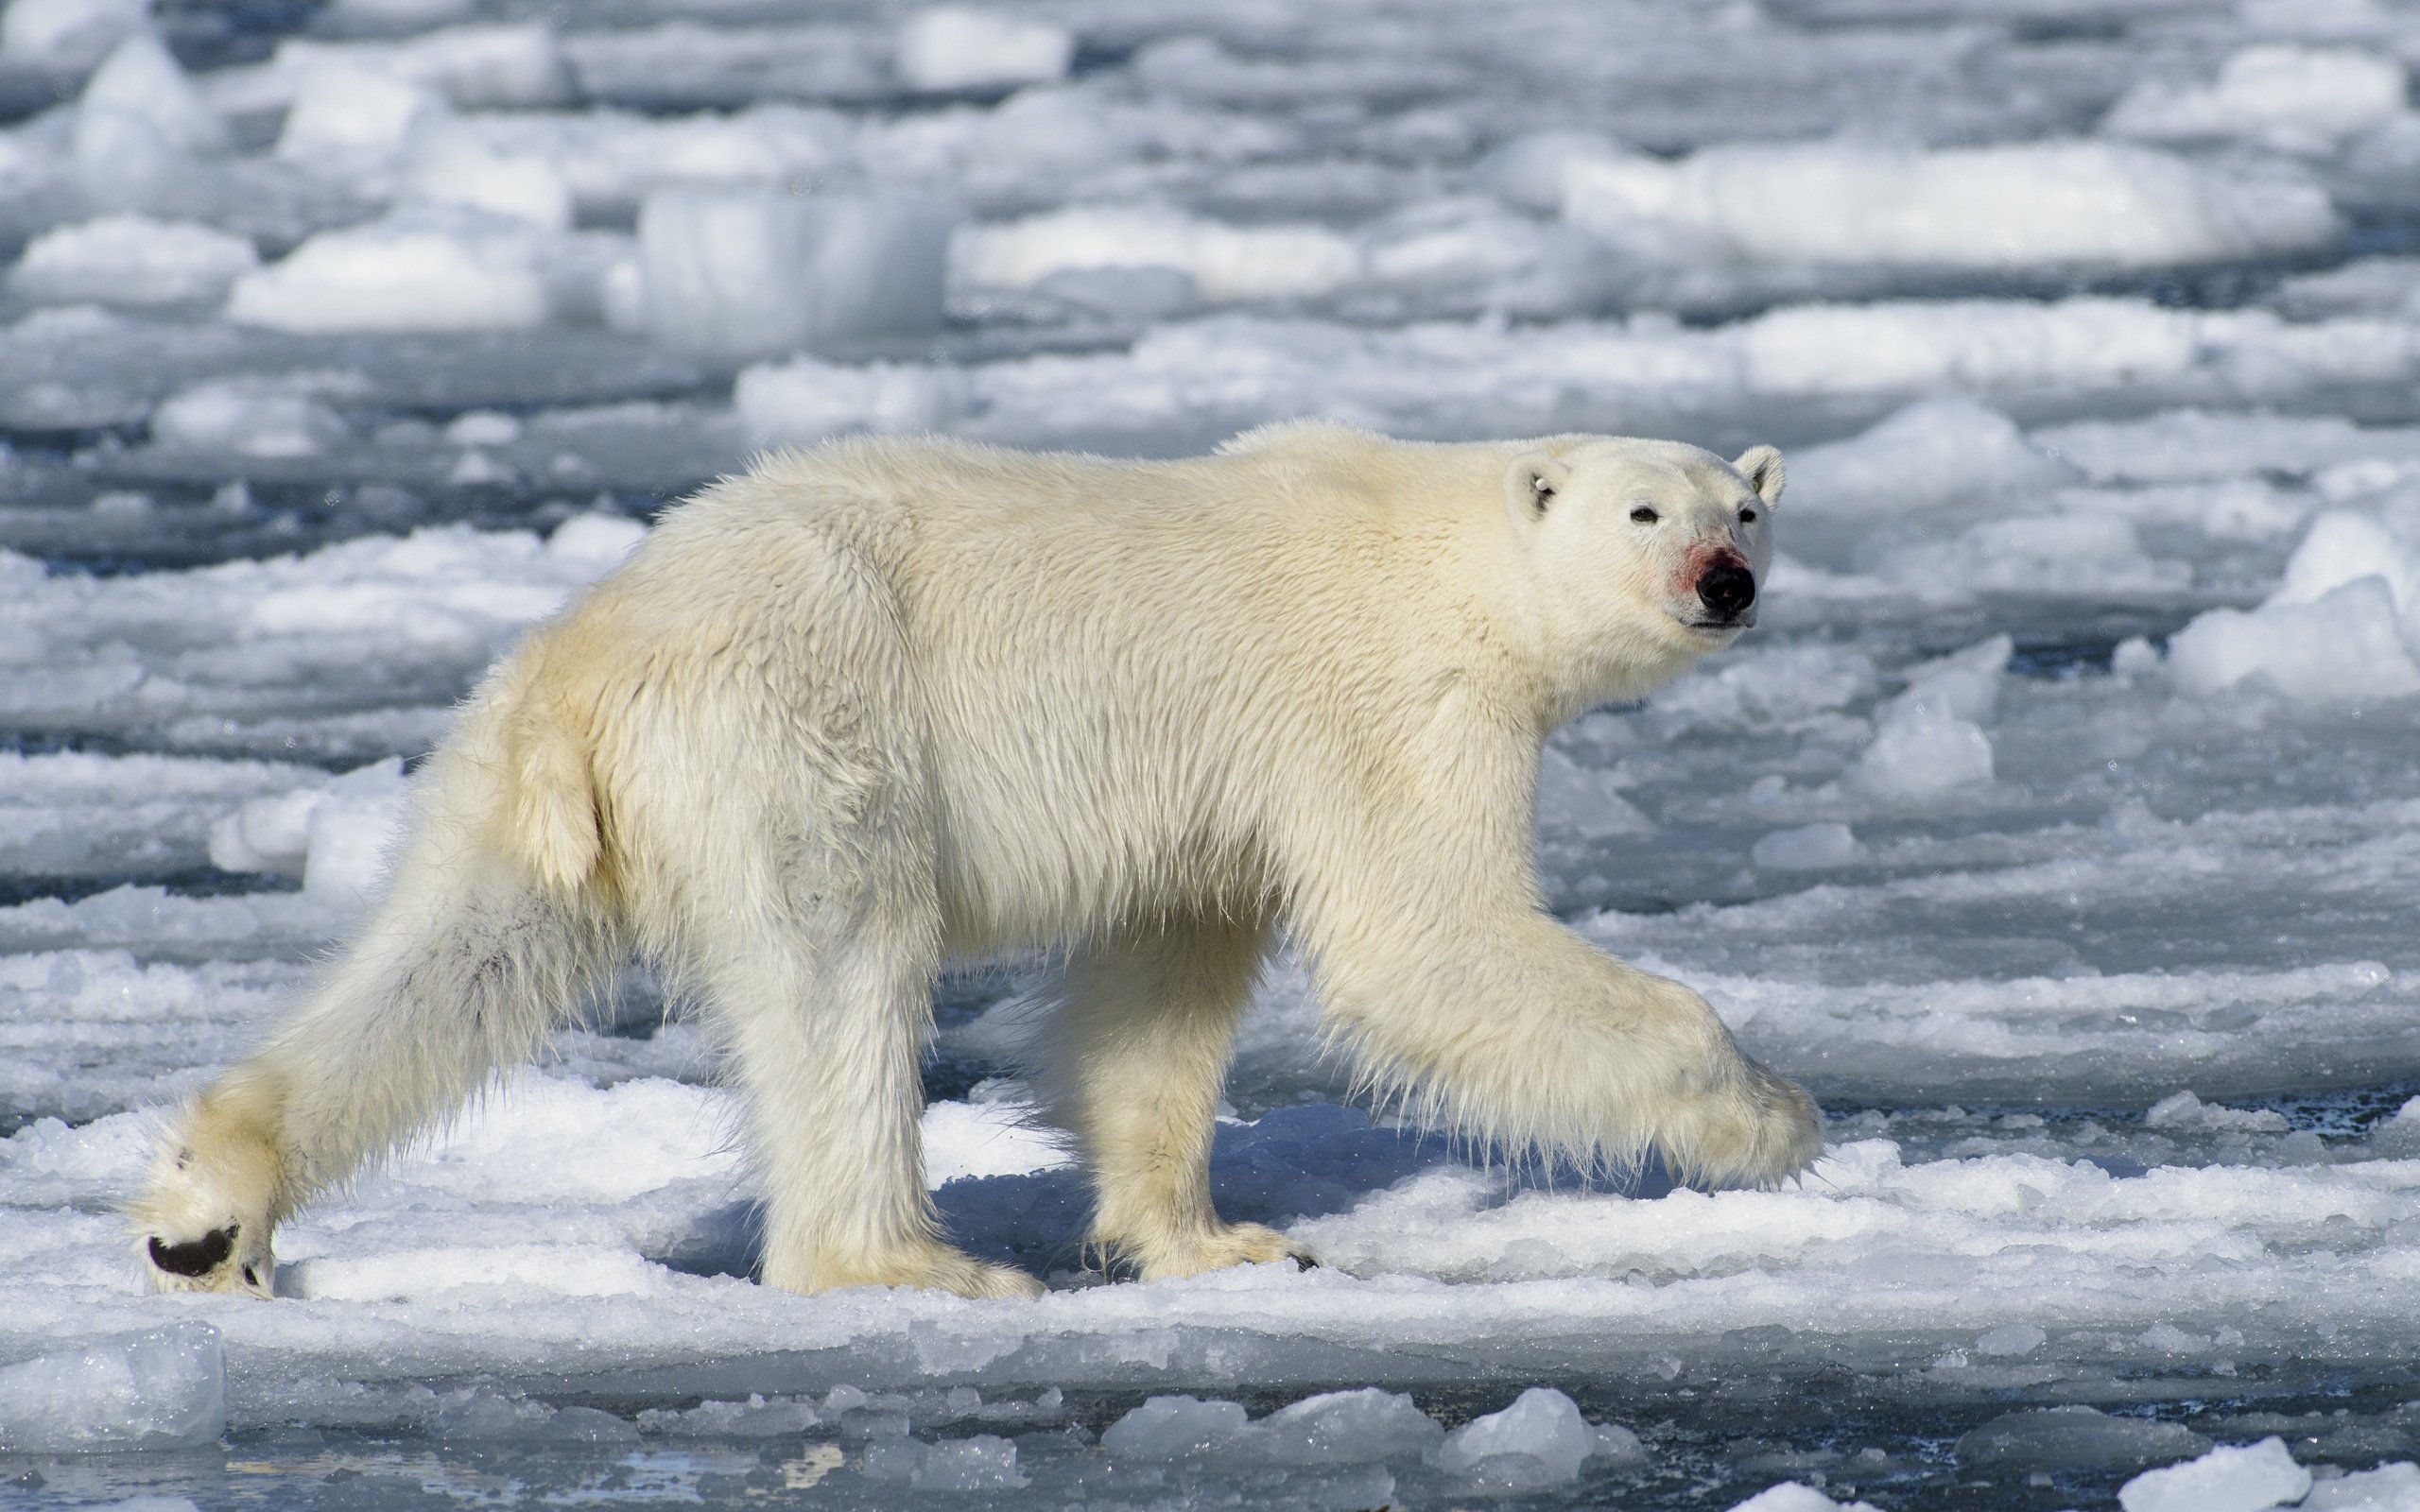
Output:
left=134, top=422, right=1817, bottom=1300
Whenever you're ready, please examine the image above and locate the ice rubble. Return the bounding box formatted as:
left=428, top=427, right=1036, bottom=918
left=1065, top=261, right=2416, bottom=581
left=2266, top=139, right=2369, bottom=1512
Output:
left=0, top=0, right=2415, bottom=1504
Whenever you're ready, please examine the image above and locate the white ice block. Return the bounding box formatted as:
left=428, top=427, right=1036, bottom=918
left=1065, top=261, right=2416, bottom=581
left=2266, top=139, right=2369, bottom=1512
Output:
left=636, top=187, right=955, bottom=357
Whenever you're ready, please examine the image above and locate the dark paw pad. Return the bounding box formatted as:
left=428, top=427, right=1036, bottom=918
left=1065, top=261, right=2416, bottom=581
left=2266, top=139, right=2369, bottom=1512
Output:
left=147, top=1227, right=235, bottom=1278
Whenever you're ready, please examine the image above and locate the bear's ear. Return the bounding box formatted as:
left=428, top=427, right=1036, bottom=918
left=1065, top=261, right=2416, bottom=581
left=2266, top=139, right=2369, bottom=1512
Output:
left=1505, top=452, right=1570, bottom=527
left=1734, top=444, right=1786, bottom=506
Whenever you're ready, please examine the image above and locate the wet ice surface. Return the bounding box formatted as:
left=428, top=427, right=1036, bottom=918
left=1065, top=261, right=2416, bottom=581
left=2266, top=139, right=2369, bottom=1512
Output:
left=6, top=1, right=2420, bottom=1510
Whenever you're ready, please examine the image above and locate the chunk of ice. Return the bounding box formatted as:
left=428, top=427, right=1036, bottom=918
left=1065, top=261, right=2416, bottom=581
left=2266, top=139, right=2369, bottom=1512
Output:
left=1259, top=1387, right=1442, bottom=1465
left=1957, top=1405, right=2207, bottom=1473
left=1972, top=1323, right=2047, bottom=1356
left=2268, top=510, right=2420, bottom=617
left=298, top=759, right=408, bottom=908
left=1754, top=822, right=1859, bottom=871
left=1563, top=141, right=2341, bottom=269
left=735, top=357, right=968, bottom=447
left=1102, top=1395, right=1249, bottom=1458
left=2145, top=1091, right=2291, bottom=1132
left=908, top=1435, right=1028, bottom=1490
left=1478, top=129, right=1628, bottom=213
left=954, top=207, right=1362, bottom=304
left=2168, top=576, right=2420, bottom=702
left=1535, top=746, right=1653, bottom=839
left=274, top=61, right=445, bottom=163
left=1851, top=704, right=1993, bottom=802
left=0, top=1323, right=225, bottom=1453
left=10, top=215, right=258, bottom=308
left=226, top=213, right=555, bottom=334
left=894, top=8, right=1072, bottom=94
left=2106, top=44, right=2410, bottom=148
left=2118, top=1436, right=2312, bottom=1512
left=638, top=188, right=954, bottom=356
left=1728, top=1486, right=1883, bottom=1512
left=1787, top=399, right=2079, bottom=514
left=0, top=0, right=147, bottom=66
left=78, top=33, right=226, bottom=159
left=151, top=379, right=350, bottom=458
left=406, top=125, right=573, bottom=230
left=270, top=25, right=572, bottom=112
left=1431, top=1386, right=1592, bottom=1485
left=2304, top=1462, right=2420, bottom=1510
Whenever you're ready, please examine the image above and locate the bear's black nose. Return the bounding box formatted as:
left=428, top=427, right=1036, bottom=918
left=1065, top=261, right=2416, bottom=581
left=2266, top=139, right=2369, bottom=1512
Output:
left=1697, top=562, right=1756, bottom=621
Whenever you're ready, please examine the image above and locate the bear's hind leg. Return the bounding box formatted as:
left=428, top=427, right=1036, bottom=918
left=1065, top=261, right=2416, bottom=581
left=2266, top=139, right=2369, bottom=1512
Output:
left=133, top=789, right=620, bottom=1298
left=673, top=860, right=1041, bottom=1301
left=1041, top=914, right=1314, bottom=1280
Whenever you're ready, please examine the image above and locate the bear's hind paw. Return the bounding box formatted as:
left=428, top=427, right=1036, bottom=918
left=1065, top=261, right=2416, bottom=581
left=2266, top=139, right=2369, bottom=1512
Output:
left=1130, top=1221, right=1318, bottom=1282
left=139, top=1222, right=275, bottom=1297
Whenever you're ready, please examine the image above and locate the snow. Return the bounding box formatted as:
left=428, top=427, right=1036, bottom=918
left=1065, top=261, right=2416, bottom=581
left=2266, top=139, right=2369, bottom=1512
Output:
left=0, top=0, right=2415, bottom=1506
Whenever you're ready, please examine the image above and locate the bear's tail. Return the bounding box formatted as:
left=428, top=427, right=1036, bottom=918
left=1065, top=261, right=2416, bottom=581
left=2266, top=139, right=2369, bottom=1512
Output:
left=131, top=662, right=627, bottom=1296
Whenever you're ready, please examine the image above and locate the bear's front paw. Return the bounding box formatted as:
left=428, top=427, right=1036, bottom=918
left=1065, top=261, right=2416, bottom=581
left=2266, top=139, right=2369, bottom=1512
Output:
left=1655, top=1057, right=1822, bottom=1190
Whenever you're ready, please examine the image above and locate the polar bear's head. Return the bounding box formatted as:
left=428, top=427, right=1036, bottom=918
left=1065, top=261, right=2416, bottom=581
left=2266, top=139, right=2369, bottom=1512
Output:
left=1506, top=436, right=1784, bottom=695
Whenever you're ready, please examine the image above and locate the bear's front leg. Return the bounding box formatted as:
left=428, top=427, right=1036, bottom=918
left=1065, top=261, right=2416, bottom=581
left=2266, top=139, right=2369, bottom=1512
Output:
left=1040, top=916, right=1317, bottom=1280
left=1310, top=881, right=1821, bottom=1187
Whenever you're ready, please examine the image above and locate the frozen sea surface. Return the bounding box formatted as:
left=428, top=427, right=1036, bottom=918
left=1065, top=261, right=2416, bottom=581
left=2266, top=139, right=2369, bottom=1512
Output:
left=5, top=0, right=2420, bottom=1508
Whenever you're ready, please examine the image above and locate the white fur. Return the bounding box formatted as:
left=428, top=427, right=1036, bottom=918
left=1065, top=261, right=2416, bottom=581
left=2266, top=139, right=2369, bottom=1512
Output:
left=132, top=422, right=1815, bottom=1299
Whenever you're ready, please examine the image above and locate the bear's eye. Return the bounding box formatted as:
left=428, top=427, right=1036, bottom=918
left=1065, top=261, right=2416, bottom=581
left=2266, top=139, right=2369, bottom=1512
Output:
left=1531, top=475, right=1555, bottom=512
left=1629, top=505, right=1659, bottom=524
left=1739, top=507, right=1758, bottom=524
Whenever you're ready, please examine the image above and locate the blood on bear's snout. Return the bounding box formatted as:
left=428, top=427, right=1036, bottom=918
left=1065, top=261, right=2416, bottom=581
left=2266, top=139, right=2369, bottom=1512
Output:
left=1681, top=545, right=1756, bottom=622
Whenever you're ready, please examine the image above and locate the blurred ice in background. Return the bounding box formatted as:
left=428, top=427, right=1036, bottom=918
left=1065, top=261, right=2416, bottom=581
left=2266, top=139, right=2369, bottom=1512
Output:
left=5, top=0, right=2420, bottom=1507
